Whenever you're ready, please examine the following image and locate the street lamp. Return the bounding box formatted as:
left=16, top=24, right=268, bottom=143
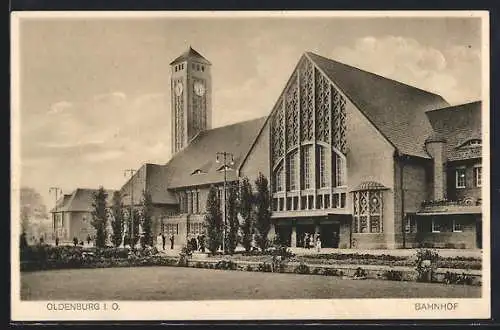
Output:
left=216, top=151, right=234, bottom=254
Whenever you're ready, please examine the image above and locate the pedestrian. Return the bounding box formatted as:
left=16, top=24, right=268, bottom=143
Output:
left=55, top=236, right=59, bottom=247
left=162, top=233, right=166, bottom=250
left=305, top=234, right=310, bottom=249
left=316, top=236, right=322, bottom=253
left=86, top=234, right=91, bottom=245
left=191, top=237, right=198, bottom=251
left=73, top=237, right=78, bottom=246
left=170, top=234, right=175, bottom=249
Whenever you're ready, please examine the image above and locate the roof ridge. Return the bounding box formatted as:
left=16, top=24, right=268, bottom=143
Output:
left=425, top=100, right=482, bottom=113
left=306, top=51, right=447, bottom=100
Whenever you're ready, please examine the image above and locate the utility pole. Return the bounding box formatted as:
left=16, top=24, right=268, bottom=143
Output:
left=124, top=169, right=136, bottom=250
left=216, top=152, right=234, bottom=254
left=49, top=187, right=62, bottom=242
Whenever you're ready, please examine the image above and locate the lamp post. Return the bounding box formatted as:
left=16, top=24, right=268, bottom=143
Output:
left=49, top=187, right=62, bottom=242
left=216, top=151, right=234, bottom=254
left=124, top=169, right=136, bottom=250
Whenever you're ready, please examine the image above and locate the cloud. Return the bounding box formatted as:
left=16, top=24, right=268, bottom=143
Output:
left=47, top=100, right=73, bottom=115
left=330, top=35, right=481, bottom=104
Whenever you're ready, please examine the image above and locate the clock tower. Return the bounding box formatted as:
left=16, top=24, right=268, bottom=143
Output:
left=170, top=47, right=212, bottom=154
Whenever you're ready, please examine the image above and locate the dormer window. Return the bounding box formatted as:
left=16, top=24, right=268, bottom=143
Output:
left=460, top=139, right=482, bottom=148
left=191, top=169, right=205, bottom=175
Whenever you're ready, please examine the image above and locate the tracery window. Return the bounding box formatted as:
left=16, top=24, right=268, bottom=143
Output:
left=318, top=146, right=329, bottom=188
left=335, top=153, right=346, bottom=187
left=287, top=150, right=299, bottom=191
left=302, top=145, right=313, bottom=189
left=353, top=190, right=383, bottom=233
left=274, top=163, right=284, bottom=192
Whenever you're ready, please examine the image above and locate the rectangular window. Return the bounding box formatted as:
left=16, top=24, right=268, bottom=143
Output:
left=308, top=195, right=314, bottom=210
left=318, top=147, right=329, bottom=188
left=316, top=195, right=323, bottom=209
left=279, top=198, right=284, bottom=211
left=332, top=194, right=339, bottom=208
left=293, top=196, right=299, bottom=210
left=432, top=218, right=441, bottom=233
left=453, top=219, right=464, bottom=232
left=324, top=194, right=330, bottom=209
left=340, top=193, right=346, bottom=208
left=300, top=196, right=307, bottom=210
left=456, top=167, right=466, bottom=188
left=286, top=197, right=292, bottom=211
left=287, top=152, right=298, bottom=190
left=335, top=154, right=346, bottom=187
left=273, top=198, right=278, bottom=212
left=474, top=165, right=482, bottom=187
left=303, top=146, right=312, bottom=189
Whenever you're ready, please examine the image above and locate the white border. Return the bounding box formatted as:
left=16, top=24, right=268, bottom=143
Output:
left=10, top=10, right=491, bottom=321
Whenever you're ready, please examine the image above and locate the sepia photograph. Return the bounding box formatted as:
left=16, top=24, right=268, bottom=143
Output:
left=11, top=11, right=490, bottom=320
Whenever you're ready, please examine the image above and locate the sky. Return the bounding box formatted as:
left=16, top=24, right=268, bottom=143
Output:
left=15, top=13, right=484, bottom=208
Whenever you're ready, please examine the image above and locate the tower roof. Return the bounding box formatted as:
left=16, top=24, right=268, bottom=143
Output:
left=170, top=46, right=211, bottom=65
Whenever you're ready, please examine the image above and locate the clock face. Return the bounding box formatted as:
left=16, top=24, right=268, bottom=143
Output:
left=194, top=81, right=206, bottom=96
left=175, top=82, right=183, bottom=96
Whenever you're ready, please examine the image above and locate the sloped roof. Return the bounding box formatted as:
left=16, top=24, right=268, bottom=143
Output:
left=49, top=194, right=72, bottom=213
left=351, top=181, right=389, bottom=192
left=306, top=52, right=450, bottom=158
left=51, top=188, right=115, bottom=213
left=170, top=47, right=211, bottom=65
left=163, top=117, right=267, bottom=189
left=425, top=101, right=482, bottom=161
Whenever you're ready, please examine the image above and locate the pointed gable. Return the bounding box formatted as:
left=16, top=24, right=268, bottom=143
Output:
left=306, top=52, right=450, bottom=158
left=170, top=46, right=211, bottom=65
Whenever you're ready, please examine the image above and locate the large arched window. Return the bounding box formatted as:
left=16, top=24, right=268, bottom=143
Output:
left=302, top=145, right=313, bottom=189
left=274, top=162, right=284, bottom=192
left=287, top=150, right=299, bottom=191
left=317, top=145, right=329, bottom=188
left=334, top=153, right=346, bottom=187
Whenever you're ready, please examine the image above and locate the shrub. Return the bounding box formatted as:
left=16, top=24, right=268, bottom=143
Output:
left=195, top=262, right=204, bottom=268
left=383, top=269, right=403, bottom=281
left=294, top=263, right=310, bottom=275
left=311, top=267, right=322, bottom=275
left=354, top=267, right=367, bottom=278
left=245, top=265, right=253, bottom=272
left=415, top=248, right=439, bottom=282
left=258, top=262, right=272, bottom=272
left=323, top=268, right=339, bottom=277
left=443, top=272, right=474, bottom=285
left=215, top=260, right=237, bottom=270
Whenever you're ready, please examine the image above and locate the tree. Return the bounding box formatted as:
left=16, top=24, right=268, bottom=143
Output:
left=110, top=191, right=124, bottom=247
left=141, top=191, right=154, bottom=248
left=254, top=172, right=271, bottom=251
left=91, top=187, right=108, bottom=248
left=131, top=209, right=141, bottom=248
left=238, top=177, right=254, bottom=252
left=20, top=187, right=49, bottom=236
left=225, top=184, right=239, bottom=255
left=204, top=185, right=223, bottom=255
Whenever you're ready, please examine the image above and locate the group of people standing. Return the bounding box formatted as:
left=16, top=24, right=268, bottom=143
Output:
left=158, top=233, right=206, bottom=252
left=303, top=233, right=322, bottom=252
left=160, top=233, right=176, bottom=250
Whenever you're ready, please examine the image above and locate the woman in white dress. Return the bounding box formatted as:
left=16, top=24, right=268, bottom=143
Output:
left=316, top=236, right=322, bottom=252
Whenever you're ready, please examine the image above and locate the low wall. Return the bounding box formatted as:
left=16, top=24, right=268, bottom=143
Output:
left=405, top=232, right=476, bottom=249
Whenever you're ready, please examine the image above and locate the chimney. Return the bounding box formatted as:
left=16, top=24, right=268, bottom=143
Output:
left=425, top=133, right=447, bottom=200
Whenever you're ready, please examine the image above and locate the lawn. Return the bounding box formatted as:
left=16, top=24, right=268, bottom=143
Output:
left=21, top=266, right=481, bottom=301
